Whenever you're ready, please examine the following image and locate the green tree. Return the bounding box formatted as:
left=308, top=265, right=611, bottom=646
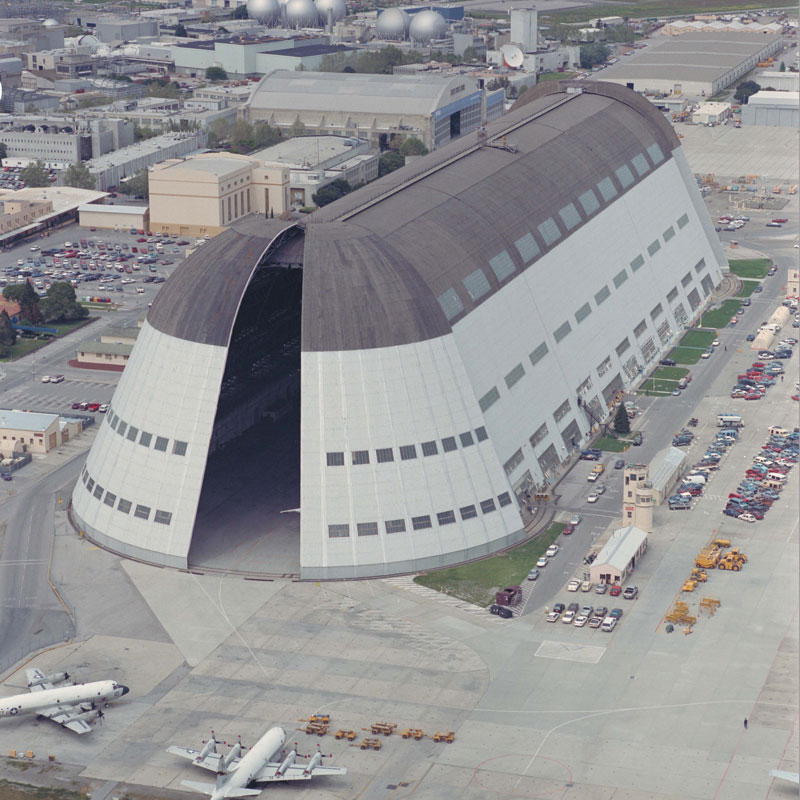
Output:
left=734, top=80, right=760, bottom=104
left=399, top=137, right=428, bottom=157
left=40, top=282, right=88, bottom=323
left=378, top=150, right=404, bottom=176
left=147, top=79, right=181, bottom=99
left=580, top=42, right=610, bottom=69
left=3, top=281, right=42, bottom=324
left=288, top=117, right=307, bottom=138
left=518, top=83, right=529, bottom=98
left=462, top=46, right=479, bottom=61
left=0, top=310, right=16, bottom=347
left=233, top=4, right=249, bottom=18
left=174, top=23, right=188, bottom=37
left=0, top=142, right=6, bottom=168
left=613, top=404, right=631, bottom=435
left=229, top=119, right=255, bottom=153
left=62, top=162, right=95, bottom=190
left=312, top=178, right=352, bottom=207
left=119, top=169, right=149, bottom=198
left=252, top=121, right=282, bottom=149
left=207, top=116, right=233, bottom=148
left=205, top=66, right=228, bottom=82
left=779, top=61, right=786, bottom=72
left=20, top=160, right=50, bottom=188
left=133, top=123, right=158, bottom=141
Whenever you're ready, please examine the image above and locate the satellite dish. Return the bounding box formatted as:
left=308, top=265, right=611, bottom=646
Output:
left=502, top=44, right=524, bottom=68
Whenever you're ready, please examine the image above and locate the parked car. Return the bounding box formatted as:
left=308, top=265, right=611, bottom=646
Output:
left=595, top=583, right=608, bottom=594
left=609, top=585, right=622, bottom=597
left=490, top=604, right=513, bottom=618
left=546, top=544, right=559, bottom=557
left=567, top=579, right=581, bottom=592
left=580, top=580, right=593, bottom=592
left=562, top=524, right=575, bottom=536
left=622, top=586, right=639, bottom=600
left=536, top=556, right=548, bottom=568
left=561, top=610, right=576, bottom=624
left=609, top=608, right=624, bottom=619
left=614, top=459, right=625, bottom=469
left=601, top=617, right=618, bottom=632
left=659, top=358, right=676, bottom=366
left=569, top=514, right=582, bottom=526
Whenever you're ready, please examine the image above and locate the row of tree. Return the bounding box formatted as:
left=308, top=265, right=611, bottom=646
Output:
left=3, top=281, right=88, bottom=327
left=16, top=160, right=95, bottom=189
left=207, top=117, right=285, bottom=152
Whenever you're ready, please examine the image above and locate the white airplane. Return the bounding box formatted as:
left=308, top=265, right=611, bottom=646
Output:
left=770, top=769, right=799, bottom=784
left=0, top=668, right=129, bottom=734
left=169, top=726, right=347, bottom=798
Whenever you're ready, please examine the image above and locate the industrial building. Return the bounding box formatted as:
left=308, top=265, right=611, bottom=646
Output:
left=72, top=81, right=726, bottom=578
left=77, top=203, right=149, bottom=231
left=597, top=33, right=784, bottom=96
left=589, top=525, right=649, bottom=586
left=0, top=410, right=86, bottom=456
left=244, top=69, right=485, bottom=151
left=740, top=90, right=799, bottom=127
left=148, top=152, right=290, bottom=236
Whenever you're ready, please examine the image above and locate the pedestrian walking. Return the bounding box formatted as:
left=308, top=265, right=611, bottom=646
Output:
left=744, top=718, right=748, bottom=730
left=724, top=345, right=727, bottom=352
left=781, top=375, right=784, bottom=382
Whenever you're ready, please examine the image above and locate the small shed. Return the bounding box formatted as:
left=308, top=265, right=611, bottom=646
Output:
left=78, top=203, right=149, bottom=231
left=649, top=446, right=687, bottom=504
left=590, top=525, right=648, bottom=586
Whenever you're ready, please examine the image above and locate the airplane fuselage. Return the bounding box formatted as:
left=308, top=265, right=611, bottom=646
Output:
left=0, top=681, right=128, bottom=719
left=221, top=727, right=286, bottom=795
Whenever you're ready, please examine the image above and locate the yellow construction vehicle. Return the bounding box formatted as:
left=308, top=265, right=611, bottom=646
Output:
left=359, top=738, right=382, bottom=750
left=696, top=547, right=722, bottom=569
left=370, top=722, right=397, bottom=736
left=700, top=596, right=720, bottom=615
left=729, top=548, right=747, bottom=563
left=334, top=730, right=357, bottom=741
left=433, top=731, right=455, bottom=743
left=681, top=580, right=697, bottom=593
left=303, top=721, right=329, bottom=736
left=690, top=568, right=708, bottom=582
left=309, top=714, right=330, bottom=725
left=711, top=539, right=731, bottom=549
left=401, top=729, right=425, bottom=740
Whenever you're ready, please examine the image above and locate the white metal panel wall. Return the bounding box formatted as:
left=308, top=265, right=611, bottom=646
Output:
left=452, top=157, right=724, bottom=489
left=300, top=335, right=522, bottom=578
left=71, top=320, right=228, bottom=567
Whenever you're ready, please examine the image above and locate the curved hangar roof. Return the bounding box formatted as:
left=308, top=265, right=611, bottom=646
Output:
left=148, top=81, right=679, bottom=353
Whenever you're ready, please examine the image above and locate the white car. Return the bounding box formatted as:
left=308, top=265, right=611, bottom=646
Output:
left=601, top=617, right=618, bottom=632
left=712, top=340, right=720, bottom=347
left=30, top=245, right=40, bottom=252
left=561, top=610, right=576, bottom=624
left=545, top=544, right=559, bottom=557
left=546, top=611, right=560, bottom=623
left=587, top=492, right=599, bottom=503
left=701, top=351, right=711, bottom=359
left=98, top=404, right=109, bottom=413
left=50, top=374, right=64, bottom=383
left=595, top=484, right=606, bottom=495
left=567, top=579, right=581, bottom=592
left=569, top=513, right=582, bottom=526
left=40, top=375, right=51, bottom=383
left=738, top=513, right=757, bottom=523
left=580, top=581, right=593, bottom=592
left=536, top=556, right=548, bottom=568
left=573, top=615, right=589, bottom=627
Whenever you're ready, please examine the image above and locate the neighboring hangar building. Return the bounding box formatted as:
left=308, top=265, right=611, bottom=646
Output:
left=72, top=82, right=726, bottom=579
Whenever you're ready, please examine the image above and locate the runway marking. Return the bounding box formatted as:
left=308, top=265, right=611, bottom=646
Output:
left=534, top=640, right=605, bottom=663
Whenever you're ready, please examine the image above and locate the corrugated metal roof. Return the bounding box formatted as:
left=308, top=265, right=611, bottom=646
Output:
left=78, top=340, right=133, bottom=355
left=595, top=525, right=648, bottom=571
left=0, top=409, right=59, bottom=431
left=648, top=446, right=687, bottom=492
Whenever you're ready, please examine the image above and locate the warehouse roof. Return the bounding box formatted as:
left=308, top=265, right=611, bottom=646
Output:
left=247, top=69, right=480, bottom=117
left=594, top=526, right=648, bottom=571
left=598, top=33, right=783, bottom=84
left=0, top=409, right=59, bottom=431
left=153, top=155, right=253, bottom=178
left=748, top=90, right=800, bottom=106
left=78, top=203, right=147, bottom=215
left=251, top=135, right=364, bottom=168
left=149, top=81, right=679, bottom=351
left=262, top=44, right=355, bottom=58
left=78, top=341, right=133, bottom=356
left=648, top=446, right=686, bottom=493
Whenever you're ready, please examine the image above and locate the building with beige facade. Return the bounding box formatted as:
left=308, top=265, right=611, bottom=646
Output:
left=0, top=196, right=53, bottom=235
left=622, top=464, right=654, bottom=532
left=589, top=525, right=649, bottom=586
left=148, top=152, right=290, bottom=237
left=0, top=410, right=61, bottom=456
left=78, top=203, right=149, bottom=231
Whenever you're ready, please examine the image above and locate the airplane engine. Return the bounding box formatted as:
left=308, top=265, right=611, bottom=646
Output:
left=28, top=671, right=70, bottom=688
left=196, top=734, right=217, bottom=762
left=277, top=750, right=296, bottom=776
left=65, top=709, right=103, bottom=724
left=304, top=751, right=322, bottom=774
left=223, top=741, right=241, bottom=770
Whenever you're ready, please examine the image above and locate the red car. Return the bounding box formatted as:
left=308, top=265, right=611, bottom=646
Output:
left=772, top=218, right=788, bottom=223
left=610, top=585, right=622, bottom=597
left=729, top=317, right=738, bottom=325
left=137, top=237, right=147, bottom=242
left=562, top=524, right=575, bottom=536
left=131, top=247, right=138, bottom=252
left=87, top=403, right=101, bottom=412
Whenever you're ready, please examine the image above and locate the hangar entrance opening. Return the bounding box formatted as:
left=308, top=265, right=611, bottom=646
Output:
left=188, top=240, right=303, bottom=575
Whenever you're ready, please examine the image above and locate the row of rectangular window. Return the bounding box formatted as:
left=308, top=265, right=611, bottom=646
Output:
left=436, top=145, right=667, bottom=325
left=328, top=493, right=514, bottom=538
left=81, top=467, right=172, bottom=525
left=107, top=409, right=187, bottom=456
left=326, top=427, right=489, bottom=466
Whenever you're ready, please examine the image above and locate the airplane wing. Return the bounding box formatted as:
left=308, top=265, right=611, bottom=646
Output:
left=252, top=762, right=347, bottom=782
left=167, top=746, right=228, bottom=773
left=770, top=769, right=799, bottom=784
left=37, top=706, right=92, bottom=734
left=26, top=669, right=52, bottom=692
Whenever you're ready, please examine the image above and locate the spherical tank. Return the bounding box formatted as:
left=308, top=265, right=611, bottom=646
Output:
left=409, top=10, right=446, bottom=43
left=376, top=8, right=410, bottom=39
left=246, top=0, right=280, bottom=24
left=315, top=0, right=346, bottom=23
left=285, top=0, right=319, bottom=27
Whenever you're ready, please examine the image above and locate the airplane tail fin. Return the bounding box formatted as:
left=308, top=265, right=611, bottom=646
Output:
left=180, top=780, right=217, bottom=796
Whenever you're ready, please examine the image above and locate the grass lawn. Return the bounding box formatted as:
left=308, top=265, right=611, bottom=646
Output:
left=701, top=299, right=742, bottom=330
left=728, top=258, right=771, bottom=280
left=80, top=302, right=118, bottom=311
left=0, top=337, right=50, bottom=362
left=738, top=280, right=761, bottom=298
left=591, top=435, right=629, bottom=452
left=679, top=329, right=717, bottom=348
left=414, top=522, right=565, bottom=606
left=669, top=346, right=706, bottom=365
left=652, top=366, right=689, bottom=381
left=49, top=316, right=98, bottom=336
left=538, top=71, right=577, bottom=82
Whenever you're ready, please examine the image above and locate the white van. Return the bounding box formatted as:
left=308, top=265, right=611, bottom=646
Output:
left=601, top=617, right=617, bottom=632
left=766, top=472, right=787, bottom=483
left=769, top=426, right=790, bottom=437
left=683, top=474, right=707, bottom=485
left=717, top=413, right=743, bottom=427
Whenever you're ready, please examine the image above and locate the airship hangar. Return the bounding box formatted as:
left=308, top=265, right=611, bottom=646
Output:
left=72, top=81, right=726, bottom=580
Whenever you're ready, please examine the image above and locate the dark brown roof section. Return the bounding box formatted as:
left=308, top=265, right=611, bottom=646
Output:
left=147, top=217, right=294, bottom=347
left=302, top=81, right=681, bottom=352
